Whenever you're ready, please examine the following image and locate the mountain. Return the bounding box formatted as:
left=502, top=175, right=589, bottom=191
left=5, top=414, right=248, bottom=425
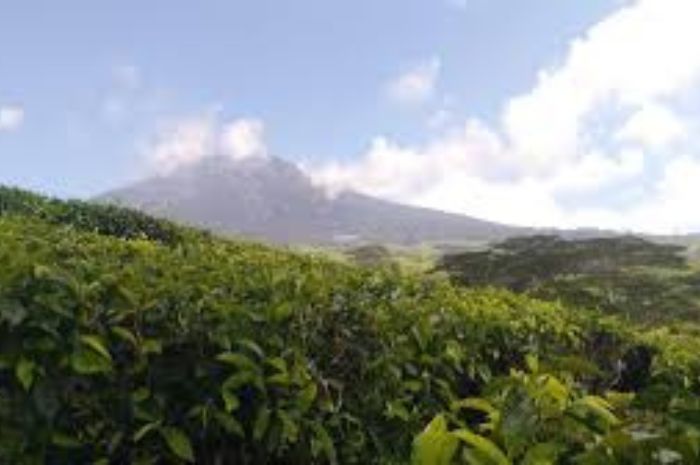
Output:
left=98, top=155, right=526, bottom=244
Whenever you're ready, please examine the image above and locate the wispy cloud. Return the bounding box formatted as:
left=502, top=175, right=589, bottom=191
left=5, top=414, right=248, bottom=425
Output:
left=386, top=58, right=441, bottom=105
left=0, top=105, right=25, bottom=132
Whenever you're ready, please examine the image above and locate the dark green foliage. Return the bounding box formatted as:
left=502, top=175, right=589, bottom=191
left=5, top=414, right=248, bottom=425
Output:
left=0, top=185, right=190, bottom=245
left=438, top=235, right=700, bottom=323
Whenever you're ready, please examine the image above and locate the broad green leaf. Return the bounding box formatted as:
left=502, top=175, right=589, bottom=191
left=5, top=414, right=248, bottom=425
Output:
left=222, top=371, right=257, bottom=391
left=71, top=347, right=112, bottom=374
left=265, top=357, right=288, bottom=373
left=80, top=334, right=112, bottom=361
left=161, top=427, right=195, bottom=463
left=112, top=326, right=138, bottom=347
left=221, top=388, right=240, bottom=413
left=571, top=395, right=620, bottom=428
left=451, top=398, right=498, bottom=417
left=452, top=429, right=511, bottom=465
left=216, top=352, right=258, bottom=372
left=525, top=354, right=539, bottom=374
left=253, top=407, right=271, bottom=441
left=412, top=415, right=459, bottom=465
left=214, top=411, right=244, bottom=437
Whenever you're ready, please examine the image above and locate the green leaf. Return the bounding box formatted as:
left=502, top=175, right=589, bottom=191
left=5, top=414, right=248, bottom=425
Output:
left=451, top=398, right=498, bottom=416
left=253, top=407, right=271, bottom=441
left=141, top=338, right=162, bottom=355
left=570, top=395, right=620, bottom=429
left=112, top=326, right=138, bottom=347
left=51, top=432, right=83, bottom=449
left=525, top=354, right=539, bottom=373
left=452, top=429, right=511, bottom=465
left=297, top=382, right=318, bottom=412
left=132, top=387, right=151, bottom=403
left=216, top=352, right=258, bottom=372
left=133, top=421, right=161, bottom=442
left=222, top=371, right=257, bottom=391
left=265, top=357, right=288, bottom=373
left=71, top=347, right=112, bottom=374
left=221, top=388, right=240, bottom=413
left=237, top=339, right=265, bottom=359
left=80, top=334, right=112, bottom=361
left=522, top=443, right=562, bottom=465
left=277, top=410, right=300, bottom=444
left=161, top=427, right=195, bottom=463
left=15, top=358, right=35, bottom=391
left=412, top=415, right=459, bottom=465
left=385, top=400, right=411, bottom=421
left=311, top=423, right=338, bottom=465
left=214, top=411, right=244, bottom=437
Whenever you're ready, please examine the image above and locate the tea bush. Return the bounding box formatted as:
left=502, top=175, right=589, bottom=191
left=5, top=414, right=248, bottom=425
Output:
left=0, top=186, right=189, bottom=245
left=0, top=188, right=699, bottom=464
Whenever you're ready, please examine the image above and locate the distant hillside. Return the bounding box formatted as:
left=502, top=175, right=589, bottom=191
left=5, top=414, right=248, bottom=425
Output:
left=97, top=156, right=526, bottom=244
left=438, top=234, right=700, bottom=323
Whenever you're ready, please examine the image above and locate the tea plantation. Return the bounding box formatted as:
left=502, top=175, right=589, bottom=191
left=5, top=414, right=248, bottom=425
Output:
left=1, top=186, right=699, bottom=464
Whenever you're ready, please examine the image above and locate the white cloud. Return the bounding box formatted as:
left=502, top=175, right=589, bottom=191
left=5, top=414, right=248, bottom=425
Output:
left=0, top=105, right=25, bottom=132
left=309, top=0, right=700, bottom=234
left=145, top=114, right=268, bottom=173
left=503, top=0, right=700, bottom=172
left=616, top=103, right=686, bottom=149
left=220, top=118, right=268, bottom=160
left=148, top=115, right=217, bottom=173
left=387, top=58, right=441, bottom=105
left=311, top=120, right=509, bottom=200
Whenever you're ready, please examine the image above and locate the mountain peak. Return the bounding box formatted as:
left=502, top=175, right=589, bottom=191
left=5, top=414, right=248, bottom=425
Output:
left=99, top=156, right=522, bottom=244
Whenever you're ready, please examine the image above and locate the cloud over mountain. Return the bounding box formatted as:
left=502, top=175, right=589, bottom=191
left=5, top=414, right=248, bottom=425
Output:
left=310, top=0, right=700, bottom=234
left=144, top=114, right=268, bottom=174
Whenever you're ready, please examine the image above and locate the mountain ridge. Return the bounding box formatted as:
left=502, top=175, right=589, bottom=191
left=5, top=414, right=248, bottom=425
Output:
left=97, top=155, right=527, bottom=244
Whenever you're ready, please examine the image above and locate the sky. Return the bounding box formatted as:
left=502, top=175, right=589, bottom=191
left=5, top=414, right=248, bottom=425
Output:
left=2, top=0, right=700, bottom=233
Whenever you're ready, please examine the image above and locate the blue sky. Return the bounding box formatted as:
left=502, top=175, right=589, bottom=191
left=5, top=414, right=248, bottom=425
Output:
left=2, top=0, right=700, bottom=232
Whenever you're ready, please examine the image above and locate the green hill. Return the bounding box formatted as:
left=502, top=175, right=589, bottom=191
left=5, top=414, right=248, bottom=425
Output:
left=437, top=235, right=700, bottom=324
left=1, top=186, right=700, bottom=464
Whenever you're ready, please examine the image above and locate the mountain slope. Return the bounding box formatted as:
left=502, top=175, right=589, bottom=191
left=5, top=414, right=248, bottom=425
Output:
left=98, top=156, right=524, bottom=244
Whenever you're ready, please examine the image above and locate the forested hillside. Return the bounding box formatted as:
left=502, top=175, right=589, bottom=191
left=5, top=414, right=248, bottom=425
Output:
left=437, top=235, right=700, bottom=324
left=1, top=186, right=700, bottom=464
